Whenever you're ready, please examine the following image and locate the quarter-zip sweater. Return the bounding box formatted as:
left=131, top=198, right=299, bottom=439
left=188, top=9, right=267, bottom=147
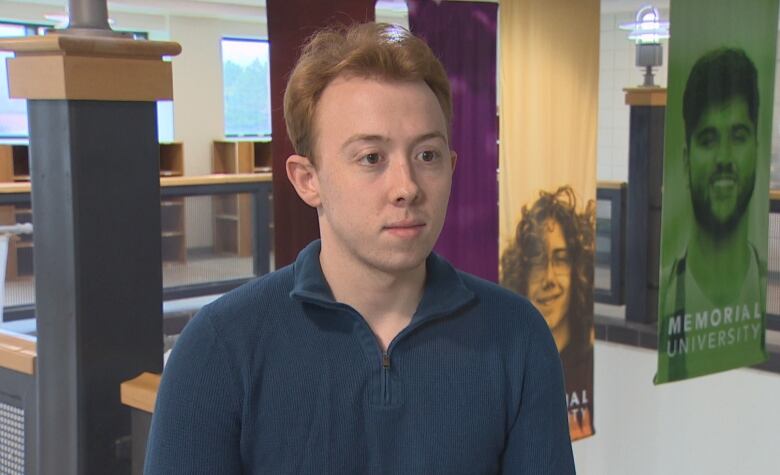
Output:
left=145, top=241, right=575, bottom=474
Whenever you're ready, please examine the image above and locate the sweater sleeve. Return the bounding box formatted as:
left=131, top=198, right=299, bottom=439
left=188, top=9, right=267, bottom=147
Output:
left=144, top=310, right=243, bottom=474
left=500, top=312, right=576, bottom=474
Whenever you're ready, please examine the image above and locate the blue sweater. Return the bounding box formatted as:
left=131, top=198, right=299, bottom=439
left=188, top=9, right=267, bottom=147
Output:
left=145, top=241, right=575, bottom=474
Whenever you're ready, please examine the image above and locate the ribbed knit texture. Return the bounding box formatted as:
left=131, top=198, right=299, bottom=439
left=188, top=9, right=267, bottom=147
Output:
left=145, top=240, right=575, bottom=474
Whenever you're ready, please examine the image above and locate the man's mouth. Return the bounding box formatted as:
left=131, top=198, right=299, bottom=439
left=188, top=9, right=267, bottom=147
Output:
left=711, top=173, right=736, bottom=186
left=710, top=174, right=737, bottom=197
left=383, top=220, right=426, bottom=238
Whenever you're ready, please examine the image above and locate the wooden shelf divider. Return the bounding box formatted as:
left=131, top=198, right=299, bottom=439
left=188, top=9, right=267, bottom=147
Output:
left=211, top=139, right=272, bottom=257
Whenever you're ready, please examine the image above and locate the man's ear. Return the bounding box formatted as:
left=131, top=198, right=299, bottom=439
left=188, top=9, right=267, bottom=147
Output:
left=450, top=150, right=458, bottom=174
left=286, top=154, right=321, bottom=208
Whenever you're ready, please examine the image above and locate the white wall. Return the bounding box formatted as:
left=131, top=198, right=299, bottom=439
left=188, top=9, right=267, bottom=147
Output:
left=597, top=9, right=669, bottom=182
left=574, top=341, right=780, bottom=475
left=168, top=16, right=267, bottom=247
left=168, top=16, right=266, bottom=176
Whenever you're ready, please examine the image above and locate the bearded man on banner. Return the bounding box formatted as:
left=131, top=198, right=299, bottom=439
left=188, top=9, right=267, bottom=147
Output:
left=661, top=48, right=764, bottom=380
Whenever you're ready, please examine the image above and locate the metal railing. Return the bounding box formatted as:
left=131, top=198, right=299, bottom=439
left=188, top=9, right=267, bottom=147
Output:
left=0, top=175, right=272, bottom=323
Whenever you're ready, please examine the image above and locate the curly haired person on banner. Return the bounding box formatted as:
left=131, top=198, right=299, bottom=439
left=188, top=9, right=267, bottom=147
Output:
left=502, top=185, right=595, bottom=439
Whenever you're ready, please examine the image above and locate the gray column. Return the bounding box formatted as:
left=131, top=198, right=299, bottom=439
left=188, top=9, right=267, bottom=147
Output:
left=625, top=104, right=665, bottom=324
left=29, top=100, right=163, bottom=474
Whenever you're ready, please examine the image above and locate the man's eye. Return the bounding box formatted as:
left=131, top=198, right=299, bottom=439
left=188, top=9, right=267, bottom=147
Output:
left=361, top=153, right=381, bottom=165
left=696, top=132, right=716, bottom=148
left=732, top=127, right=751, bottom=143
left=417, top=150, right=438, bottom=162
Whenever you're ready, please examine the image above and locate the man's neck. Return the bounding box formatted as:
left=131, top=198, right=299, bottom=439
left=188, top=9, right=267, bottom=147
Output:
left=319, top=239, right=426, bottom=352
left=687, top=219, right=751, bottom=307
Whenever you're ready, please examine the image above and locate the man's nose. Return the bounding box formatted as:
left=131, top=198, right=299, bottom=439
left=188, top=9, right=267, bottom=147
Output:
left=388, top=157, right=420, bottom=204
left=714, top=138, right=733, bottom=166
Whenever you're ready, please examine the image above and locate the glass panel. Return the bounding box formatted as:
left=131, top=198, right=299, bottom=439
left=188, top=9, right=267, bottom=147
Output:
left=767, top=212, right=780, bottom=316
left=0, top=24, right=28, bottom=139
left=1, top=200, right=35, bottom=308
left=221, top=38, right=272, bottom=137
left=594, top=199, right=612, bottom=292
left=161, top=194, right=257, bottom=288
left=0, top=190, right=270, bottom=314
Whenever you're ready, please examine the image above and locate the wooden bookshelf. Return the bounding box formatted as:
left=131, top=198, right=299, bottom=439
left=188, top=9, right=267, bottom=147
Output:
left=160, top=197, right=186, bottom=263
left=0, top=142, right=188, bottom=277
left=212, top=139, right=271, bottom=257
left=213, top=139, right=271, bottom=174
left=159, top=142, right=184, bottom=177
left=158, top=142, right=186, bottom=263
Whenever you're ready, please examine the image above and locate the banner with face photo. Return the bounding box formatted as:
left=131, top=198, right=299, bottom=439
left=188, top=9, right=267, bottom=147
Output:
left=655, top=0, right=778, bottom=384
left=498, top=0, right=599, bottom=440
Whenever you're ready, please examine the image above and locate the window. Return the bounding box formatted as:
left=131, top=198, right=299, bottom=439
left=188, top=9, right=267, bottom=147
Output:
left=0, top=22, right=43, bottom=139
left=0, top=23, right=174, bottom=142
left=221, top=38, right=272, bottom=137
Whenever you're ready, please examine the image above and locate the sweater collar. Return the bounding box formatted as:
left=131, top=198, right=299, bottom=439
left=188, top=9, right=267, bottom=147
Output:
left=290, top=240, right=475, bottom=321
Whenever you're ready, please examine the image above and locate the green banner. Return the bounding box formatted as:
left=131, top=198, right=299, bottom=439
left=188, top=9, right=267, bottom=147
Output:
left=656, top=0, right=779, bottom=383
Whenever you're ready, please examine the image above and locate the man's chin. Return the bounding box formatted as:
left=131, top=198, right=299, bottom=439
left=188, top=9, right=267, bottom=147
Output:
left=369, top=248, right=430, bottom=274
left=692, top=197, right=750, bottom=235
left=697, top=209, right=742, bottom=235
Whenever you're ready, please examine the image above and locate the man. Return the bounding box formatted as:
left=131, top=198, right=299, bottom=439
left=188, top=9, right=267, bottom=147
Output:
left=660, top=47, right=764, bottom=379
left=145, top=23, right=574, bottom=474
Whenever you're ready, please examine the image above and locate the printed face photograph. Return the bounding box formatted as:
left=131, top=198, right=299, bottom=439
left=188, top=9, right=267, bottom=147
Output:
left=501, top=186, right=594, bottom=354
left=686, top=95, right=757, bottom=234
left=527, top=218, right=572, bottom=339
left=310, top=76, right=456, bottom=273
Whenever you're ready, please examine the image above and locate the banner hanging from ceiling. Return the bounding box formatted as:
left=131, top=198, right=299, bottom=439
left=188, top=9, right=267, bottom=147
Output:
left=655, top=0, right=778, bottom=383
left=498, top=0, right=599, bottom=439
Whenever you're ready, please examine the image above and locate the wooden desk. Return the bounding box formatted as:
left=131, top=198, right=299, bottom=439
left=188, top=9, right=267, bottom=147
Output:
left=121, top=372, right=160, bottom=414
left=0, top=329, right=36, bottom=375
left=121, top=372, right=161, bottom=474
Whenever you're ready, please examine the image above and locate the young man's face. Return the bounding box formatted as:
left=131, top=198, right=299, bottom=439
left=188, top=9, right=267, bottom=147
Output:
left=686, top=96, right=757, bottom=235
left=307, top=76, right=456, bottom=274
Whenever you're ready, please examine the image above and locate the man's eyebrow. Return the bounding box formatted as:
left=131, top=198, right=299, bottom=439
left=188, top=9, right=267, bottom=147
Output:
left=411, top=131, right=448, bottom=146
left=732, top=123, right=754, bottom=133
left=695, top=126, right=717, bottom=140
left=340, top=131, right=448, bottom=151
left=340, top=134, right=389, bottom=151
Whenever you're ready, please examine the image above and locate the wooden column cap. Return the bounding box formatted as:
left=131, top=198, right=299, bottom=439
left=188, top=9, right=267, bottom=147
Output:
left=624, top=87, right=667, bottom=106
left=0, top=34, right=181, bottom=101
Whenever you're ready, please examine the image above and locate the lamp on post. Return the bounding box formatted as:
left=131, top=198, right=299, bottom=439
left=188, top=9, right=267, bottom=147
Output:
left=620, top=5, right=670, bottom=87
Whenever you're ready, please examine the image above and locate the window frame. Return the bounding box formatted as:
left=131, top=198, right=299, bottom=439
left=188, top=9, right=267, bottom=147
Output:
left=0, top=20, right=49, bottom=141
left=220, top=36, right=272, bottom=139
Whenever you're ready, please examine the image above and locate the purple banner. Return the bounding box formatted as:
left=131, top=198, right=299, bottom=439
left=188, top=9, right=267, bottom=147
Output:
left=408, top=0, right=499, bottom=282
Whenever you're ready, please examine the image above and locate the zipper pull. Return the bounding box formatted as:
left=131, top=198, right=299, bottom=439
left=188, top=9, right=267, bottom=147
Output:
left=382, top=352, right=390, bottom=369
